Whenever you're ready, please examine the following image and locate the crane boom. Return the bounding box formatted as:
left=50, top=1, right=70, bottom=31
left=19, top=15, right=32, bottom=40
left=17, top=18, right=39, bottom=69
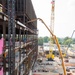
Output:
left=47, top=0, right=55, bottom=61
left=50, top=0, right=55, bottom=33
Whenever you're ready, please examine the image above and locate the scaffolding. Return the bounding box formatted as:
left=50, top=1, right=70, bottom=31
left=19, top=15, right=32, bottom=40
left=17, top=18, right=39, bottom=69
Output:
left=0, top=0, right=38, bottom=75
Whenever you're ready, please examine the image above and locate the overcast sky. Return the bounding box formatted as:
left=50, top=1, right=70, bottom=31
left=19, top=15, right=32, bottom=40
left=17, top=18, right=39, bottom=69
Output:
left=31, top=0, right=75, bottom=38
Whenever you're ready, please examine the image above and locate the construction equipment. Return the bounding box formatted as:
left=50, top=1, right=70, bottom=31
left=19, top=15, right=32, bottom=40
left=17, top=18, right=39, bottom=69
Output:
left=26, top=18, right=67, bottom=75
left=46, top=50, right=54, bottom=61
left=50, top=0, right=55, bottom=33
left=46, top=0, right=55, bottom=60
left=27, top=18, right=67, bottom=75
left=0, top=0, right=67, bottom=75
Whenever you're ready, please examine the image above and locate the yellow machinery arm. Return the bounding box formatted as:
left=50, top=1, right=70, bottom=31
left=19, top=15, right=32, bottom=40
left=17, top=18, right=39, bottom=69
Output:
left=26, top=18, right=67, bottom=75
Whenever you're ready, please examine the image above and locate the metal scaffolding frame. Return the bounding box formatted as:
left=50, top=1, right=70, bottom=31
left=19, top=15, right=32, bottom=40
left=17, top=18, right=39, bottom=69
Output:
left=8, top=0, right=15, bottom=75
left=0, top=0, right=38, bottom=75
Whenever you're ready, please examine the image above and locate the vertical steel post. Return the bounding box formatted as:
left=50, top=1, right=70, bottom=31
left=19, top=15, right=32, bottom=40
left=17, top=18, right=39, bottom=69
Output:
left=11, top=0, right=15, bottom=74
left=8, top=0, right=15, bottom=75
left=19, top=28, right=21, bottom=75
left=8, top=0, right=12, bottom=74
left=3, top=17, right=6, bottom=75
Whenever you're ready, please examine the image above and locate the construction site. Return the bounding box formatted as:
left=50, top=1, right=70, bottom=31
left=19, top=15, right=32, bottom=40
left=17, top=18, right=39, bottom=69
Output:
left=0, top=0, right=75, bottom=75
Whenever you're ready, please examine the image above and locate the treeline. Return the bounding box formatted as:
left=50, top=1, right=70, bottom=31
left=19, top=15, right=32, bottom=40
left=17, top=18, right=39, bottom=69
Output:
left=38, top=36, right=75, bottom=45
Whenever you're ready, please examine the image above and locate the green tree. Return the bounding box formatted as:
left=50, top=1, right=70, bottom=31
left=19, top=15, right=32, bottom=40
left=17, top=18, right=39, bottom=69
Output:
left=73, top=38, right=75, bottom=44
left=57, top=37, right=63, bottom=44
left=63, top=37, right=73, bottom=45
left=43, top=36, right=50, bottom=43
left=38, top=37, right=43, bottom=45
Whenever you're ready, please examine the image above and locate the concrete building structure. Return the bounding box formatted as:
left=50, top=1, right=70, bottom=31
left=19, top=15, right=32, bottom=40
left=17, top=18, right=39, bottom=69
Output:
left=0, top=0, right=38, bottom=75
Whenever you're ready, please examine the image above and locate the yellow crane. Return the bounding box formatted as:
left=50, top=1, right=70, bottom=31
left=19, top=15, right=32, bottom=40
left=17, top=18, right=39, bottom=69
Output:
left=46, top=0, right=55, bottom=60
left=50, top=0, right=55, bottom=33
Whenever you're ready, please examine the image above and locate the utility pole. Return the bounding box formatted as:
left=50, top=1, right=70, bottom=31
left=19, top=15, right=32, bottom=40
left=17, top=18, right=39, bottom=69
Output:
left=8, top=0, right=15, bottom=75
